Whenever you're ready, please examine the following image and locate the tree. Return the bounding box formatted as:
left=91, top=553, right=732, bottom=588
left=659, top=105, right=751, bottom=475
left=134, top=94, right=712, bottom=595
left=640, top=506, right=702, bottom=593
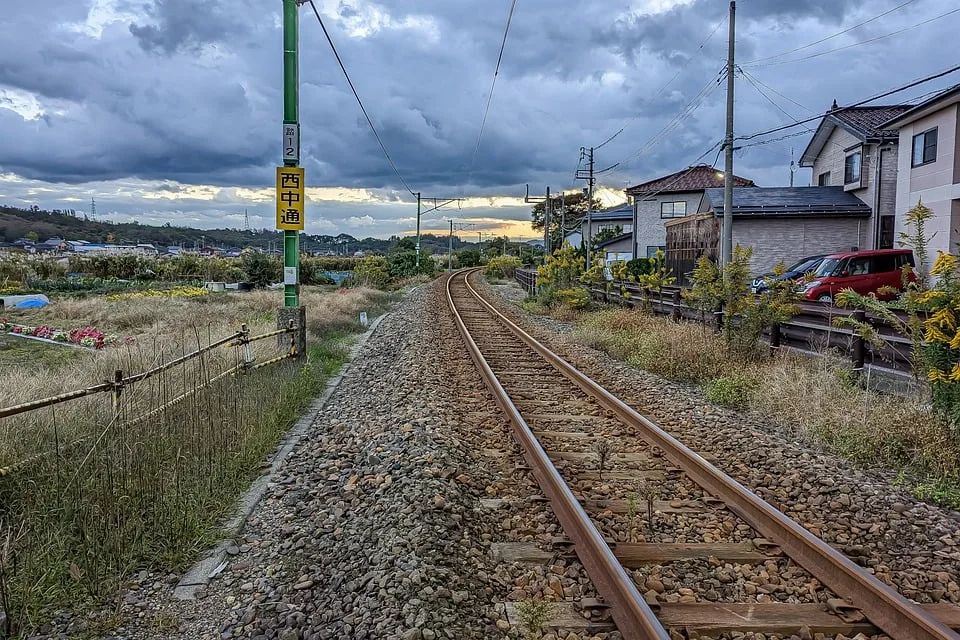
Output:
left=591, top=225, right=622, bottom=250
left=530, top=192, right=602, bottom=249
left=25, top=231, right=39, bottom=241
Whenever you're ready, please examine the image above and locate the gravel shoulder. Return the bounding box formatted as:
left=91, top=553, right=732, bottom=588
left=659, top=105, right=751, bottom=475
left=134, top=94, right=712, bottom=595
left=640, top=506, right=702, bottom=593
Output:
left=479, top=278, right=960, bottom=607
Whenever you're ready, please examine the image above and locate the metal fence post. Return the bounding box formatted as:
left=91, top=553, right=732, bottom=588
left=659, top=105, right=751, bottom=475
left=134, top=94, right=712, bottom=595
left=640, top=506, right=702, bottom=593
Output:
left=852, top=309, right=866, bottom=373
left=241, top=323, right=253, bottom=369
left=770, top=323, right=781, bottom=356
left=671, top=289, right=682, bottom=323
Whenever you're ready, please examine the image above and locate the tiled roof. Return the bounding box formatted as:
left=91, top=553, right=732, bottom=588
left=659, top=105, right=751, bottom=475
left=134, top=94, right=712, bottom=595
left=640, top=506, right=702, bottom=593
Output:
left=881, top=84, right=960, bottom=129
left=626, top=165, right=755, bottom=196
left=830, top=106, right=911, bottom=139
left=703, top=186, right=871, bottom=217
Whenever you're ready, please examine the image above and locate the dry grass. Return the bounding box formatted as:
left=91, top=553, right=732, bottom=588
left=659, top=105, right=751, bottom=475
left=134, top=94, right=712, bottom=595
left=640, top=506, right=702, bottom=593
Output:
left=567, top=306, right=960, bottom=508
left=0, top=285, right=396, bottom=635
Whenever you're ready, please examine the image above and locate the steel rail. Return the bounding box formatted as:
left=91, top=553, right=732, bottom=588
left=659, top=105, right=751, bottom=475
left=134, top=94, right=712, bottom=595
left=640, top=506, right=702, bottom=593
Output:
left=446, top=270, right=671, bottom=640
left=461, top=270, right=957, bottom=640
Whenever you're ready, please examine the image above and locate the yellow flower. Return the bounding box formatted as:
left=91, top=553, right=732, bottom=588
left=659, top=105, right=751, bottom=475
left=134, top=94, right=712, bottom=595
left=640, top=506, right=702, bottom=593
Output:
left=929, top=368, right=950, bottom=383
left=949, top=363, right=960, bottom=382
left=930, top=251, right=958, bottom=277
left=925, top=325, right=952, bottom=344
left=929, top=307, right=957, bottom=331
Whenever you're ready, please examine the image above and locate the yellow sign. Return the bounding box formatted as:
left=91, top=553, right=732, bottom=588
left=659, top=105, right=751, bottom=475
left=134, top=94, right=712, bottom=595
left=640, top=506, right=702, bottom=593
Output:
left=276, top=166, right=305, bottom=230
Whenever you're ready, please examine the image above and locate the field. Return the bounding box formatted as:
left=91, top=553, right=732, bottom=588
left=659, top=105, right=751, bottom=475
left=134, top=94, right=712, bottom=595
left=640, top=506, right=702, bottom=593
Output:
left=0, top=285, right=397, bottom=634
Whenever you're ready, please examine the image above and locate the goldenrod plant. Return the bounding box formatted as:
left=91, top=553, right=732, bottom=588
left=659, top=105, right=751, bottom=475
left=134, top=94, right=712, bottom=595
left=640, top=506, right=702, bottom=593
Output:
left=484, top=255, right=523, bottom=279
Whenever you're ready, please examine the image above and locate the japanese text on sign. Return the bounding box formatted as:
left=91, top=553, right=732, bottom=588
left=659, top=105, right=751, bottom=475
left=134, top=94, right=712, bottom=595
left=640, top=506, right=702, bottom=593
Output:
left=276, top=167, right=305, bottom=231
left=283, top=123, right=299, bottom=163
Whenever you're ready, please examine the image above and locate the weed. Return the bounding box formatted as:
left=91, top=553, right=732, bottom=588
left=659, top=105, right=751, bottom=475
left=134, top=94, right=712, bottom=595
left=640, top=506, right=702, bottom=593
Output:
left=705, top=375, right=757, bottom=408
left=514, top=598, right=556, bottom=640
left=594, top=439, right=613, bottom=482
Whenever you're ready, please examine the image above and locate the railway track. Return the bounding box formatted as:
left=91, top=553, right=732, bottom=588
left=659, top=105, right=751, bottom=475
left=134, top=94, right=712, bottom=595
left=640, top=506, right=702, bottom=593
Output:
left=446, top=268, right=959, bottom=640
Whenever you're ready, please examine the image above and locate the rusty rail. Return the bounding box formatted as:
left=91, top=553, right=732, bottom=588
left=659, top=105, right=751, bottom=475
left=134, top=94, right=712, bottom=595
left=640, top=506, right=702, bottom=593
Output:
left=447, top=270, right=670, bottom=640
left=460, top=269, right=956, bottom=640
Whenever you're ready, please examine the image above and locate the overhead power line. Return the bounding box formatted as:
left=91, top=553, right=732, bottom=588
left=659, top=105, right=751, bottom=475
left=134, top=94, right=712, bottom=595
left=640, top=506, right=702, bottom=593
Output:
left=306, top=0, right=416, bottom=196
left=591, top=15, right=726, bottom=149
left=744, top=6, right=960, bottom=68
left=743, top=0, right=917, bottom=64
left=737, top=64, right=960, bottom=142
left=468, top=0, right=520, bottom=180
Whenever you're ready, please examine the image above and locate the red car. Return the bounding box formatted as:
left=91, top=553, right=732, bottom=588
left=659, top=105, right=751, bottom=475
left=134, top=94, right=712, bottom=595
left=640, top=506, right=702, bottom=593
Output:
left=801, top=249, right=915, bottom=303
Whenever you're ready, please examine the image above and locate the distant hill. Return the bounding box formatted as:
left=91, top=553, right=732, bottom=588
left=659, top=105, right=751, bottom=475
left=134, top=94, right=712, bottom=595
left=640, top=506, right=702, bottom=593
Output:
left=0, top=205, right=470, bottom=254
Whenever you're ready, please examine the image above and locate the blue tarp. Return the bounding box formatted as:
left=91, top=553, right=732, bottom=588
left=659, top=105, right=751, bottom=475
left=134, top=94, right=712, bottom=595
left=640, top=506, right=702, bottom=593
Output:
left=15, top=299, right=48, bottom=308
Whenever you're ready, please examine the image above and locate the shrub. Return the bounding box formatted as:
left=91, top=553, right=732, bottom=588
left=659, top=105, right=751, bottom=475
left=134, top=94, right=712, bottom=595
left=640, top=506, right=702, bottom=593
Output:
left=241, top=250, right=281, bottom=287
left=556, top=287, right=589, bottom=310
left=345, top=256, right=391, bottom=289
left=705, top=375, right=756, bottom=408
left=456, top=249, right=482, bottom=268
left=484, top=256, right=522, bottom=279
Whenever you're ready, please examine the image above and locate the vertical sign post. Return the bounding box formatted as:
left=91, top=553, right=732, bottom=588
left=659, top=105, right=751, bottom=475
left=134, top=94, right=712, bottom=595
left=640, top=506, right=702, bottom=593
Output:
left=281, top=0, right=300, bottom=308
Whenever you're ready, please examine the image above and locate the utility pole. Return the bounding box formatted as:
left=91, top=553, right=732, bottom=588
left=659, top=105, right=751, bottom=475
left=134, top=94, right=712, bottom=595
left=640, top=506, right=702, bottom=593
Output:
left=448, top=219, right=454, bottom=271
left=415, top=192, right=422, bottom=267
left=560, top=194, right=566, bottom=247
left=576, top=147, right=596, bottom=268
left=279, top=0, right=302, bottom=307
left=544, top=186, right=551, bottom=258
left=721, top=0, right=736, bottom=270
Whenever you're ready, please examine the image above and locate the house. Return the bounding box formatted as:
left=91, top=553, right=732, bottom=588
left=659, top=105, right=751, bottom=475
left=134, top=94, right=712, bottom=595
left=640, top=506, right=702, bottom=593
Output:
left=594, top=233, right=633, bottom=265
left=881, top=83, right=960, bottom=265
left=624, top=165, right=755, bottom=260
left=573, top=203, right=633, bottom=251
left=799, top=103, right=911, bottom=249
left=665, top=186, right=871, bottom=282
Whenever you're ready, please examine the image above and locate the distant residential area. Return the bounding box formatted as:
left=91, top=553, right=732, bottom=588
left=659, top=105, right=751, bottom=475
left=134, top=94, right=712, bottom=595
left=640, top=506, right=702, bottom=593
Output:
left=569, top=83, right=960, bottom=290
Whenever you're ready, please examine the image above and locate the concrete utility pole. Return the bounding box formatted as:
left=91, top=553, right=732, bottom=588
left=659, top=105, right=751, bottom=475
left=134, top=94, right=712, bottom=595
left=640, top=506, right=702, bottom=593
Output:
left=721, top=0, right=736, bottom=270
left=544, top=186, right=551, bottom=258
left=577, top=147, right=596, bottom=269
left=560, top=194, right=566, bottom=247
left=415, top=192, right=422, bottom=267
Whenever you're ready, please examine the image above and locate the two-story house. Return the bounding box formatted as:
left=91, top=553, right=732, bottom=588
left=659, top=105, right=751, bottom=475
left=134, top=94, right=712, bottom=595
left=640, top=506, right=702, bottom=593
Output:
left=799, top=103, right=911, bottom=249
left=881, top=83, right=960, bottom=263
left=568, top=203, right=633, bottom=252
left=624, top=165, right=755, bottom=260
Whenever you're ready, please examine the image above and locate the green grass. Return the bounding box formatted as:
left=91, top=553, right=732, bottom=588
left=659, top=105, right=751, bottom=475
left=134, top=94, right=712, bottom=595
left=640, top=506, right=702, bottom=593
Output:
left=0, top=289, right=394, bottom=638
left=0, top=334, right=82, bottom=370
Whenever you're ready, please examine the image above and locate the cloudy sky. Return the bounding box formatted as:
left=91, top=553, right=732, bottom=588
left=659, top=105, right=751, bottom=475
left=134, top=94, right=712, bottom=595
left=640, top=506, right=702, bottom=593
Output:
left=1, top=0, right=957, bottom=240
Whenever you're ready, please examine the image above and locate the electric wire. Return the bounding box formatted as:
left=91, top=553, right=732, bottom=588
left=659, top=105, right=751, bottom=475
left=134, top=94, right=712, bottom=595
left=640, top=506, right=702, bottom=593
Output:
left=591, top=15, right=726, bottom=149
left=742, top=0, right=917, bottom=64
left=467, top=0, right=520, bottom=182
left=744, top=6, right=960, bottom=68
left=736, top=64, right=960, bottom=142
left=306, top=0, right=416, bottom=197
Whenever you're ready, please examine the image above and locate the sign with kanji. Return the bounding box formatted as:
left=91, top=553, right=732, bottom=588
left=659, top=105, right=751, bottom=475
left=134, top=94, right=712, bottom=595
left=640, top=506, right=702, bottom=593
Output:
left=276, top=166, right=305, bottom=230
left=283, top=123, right=299, bottom=163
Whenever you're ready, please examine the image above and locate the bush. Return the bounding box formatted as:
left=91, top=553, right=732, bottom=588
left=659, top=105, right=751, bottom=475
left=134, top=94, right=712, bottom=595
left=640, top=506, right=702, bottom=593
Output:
left=456, top=249, right=482, bottom=268
left=241, top=250, right=281, bottom=287
left=556, top=287, right=589, bottom=310
left=484, top=256, right=522, bottom=279
left=344, top=256, right=392, bottom=289
left=705, top=375, right=757, bottom=408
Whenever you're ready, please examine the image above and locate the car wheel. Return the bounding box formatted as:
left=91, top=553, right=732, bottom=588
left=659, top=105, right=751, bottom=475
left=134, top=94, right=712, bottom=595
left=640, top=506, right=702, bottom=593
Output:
left=817, top=294, right=833, bottom=303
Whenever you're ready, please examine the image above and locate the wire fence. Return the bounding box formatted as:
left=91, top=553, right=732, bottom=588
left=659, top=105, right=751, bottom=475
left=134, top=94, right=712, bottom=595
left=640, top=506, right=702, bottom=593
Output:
left=0, top=321, right=298, bottom=473
left=0, top=318, right=311, bottom=634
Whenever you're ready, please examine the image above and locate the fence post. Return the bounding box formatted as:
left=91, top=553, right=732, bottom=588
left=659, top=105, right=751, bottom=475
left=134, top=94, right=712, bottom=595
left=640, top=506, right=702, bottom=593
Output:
left=714, top=302, right=724, bottom=333
left=851, top=309, right=866, bottom=373
left=111, top=369, right=124, bottom=420
left=240, top=323, right=253, bottom=369
left=769, top=323, right=781, bottom=356
left=277, top=306, right=307, bottom=362
left=671, top=289, right=682, bottom=323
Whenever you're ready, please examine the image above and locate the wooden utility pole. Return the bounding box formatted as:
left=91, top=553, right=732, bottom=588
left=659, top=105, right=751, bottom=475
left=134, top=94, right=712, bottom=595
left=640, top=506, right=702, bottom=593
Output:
left=721, top=0, right=736, bottom=269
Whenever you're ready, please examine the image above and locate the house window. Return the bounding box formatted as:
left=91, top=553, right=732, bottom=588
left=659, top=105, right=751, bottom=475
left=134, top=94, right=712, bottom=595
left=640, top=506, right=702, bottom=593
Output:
left=660, top=201, right=687, bottom=218
left=844, top=151, right=861, bottom=184
left=817, top=171, right=830, bottom=186
left=912, top=127, right=938, bottom=166
left=646, top=245, right=666, bottom=258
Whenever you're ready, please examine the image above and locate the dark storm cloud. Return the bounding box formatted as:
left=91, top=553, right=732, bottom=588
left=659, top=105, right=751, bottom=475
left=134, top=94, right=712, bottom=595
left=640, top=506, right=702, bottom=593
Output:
left=1, top=0, right=959, bottom=227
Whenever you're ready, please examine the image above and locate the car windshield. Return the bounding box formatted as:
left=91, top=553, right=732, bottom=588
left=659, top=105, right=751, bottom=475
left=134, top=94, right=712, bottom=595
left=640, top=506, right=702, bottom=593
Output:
left=814, top=257, right=843, bottom=277
left=791, top=257, right=822, bottom=273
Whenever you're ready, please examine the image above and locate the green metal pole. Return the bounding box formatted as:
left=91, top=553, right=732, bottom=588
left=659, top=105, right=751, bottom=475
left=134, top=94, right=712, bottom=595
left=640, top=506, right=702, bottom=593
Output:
left=283, top=0, right=299, bottom=308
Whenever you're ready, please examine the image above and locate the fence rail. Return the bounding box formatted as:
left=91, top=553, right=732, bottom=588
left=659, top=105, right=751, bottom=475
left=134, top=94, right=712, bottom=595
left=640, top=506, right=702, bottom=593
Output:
left=514, top=269, right=915, bottom=376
